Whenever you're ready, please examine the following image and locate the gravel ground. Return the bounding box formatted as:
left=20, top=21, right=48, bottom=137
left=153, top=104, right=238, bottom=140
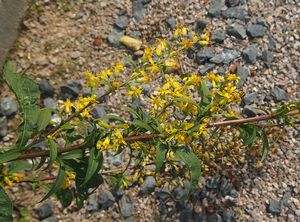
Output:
left=1, top=0, right=299, bottom=221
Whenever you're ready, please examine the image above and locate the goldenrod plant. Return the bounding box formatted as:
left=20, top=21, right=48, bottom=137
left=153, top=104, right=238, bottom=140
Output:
left=0, top=25, right=299, bottom=221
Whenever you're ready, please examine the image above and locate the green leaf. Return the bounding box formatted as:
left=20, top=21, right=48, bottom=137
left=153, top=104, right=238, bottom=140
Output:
left=0, top=187, right=13, bottom=222
left=0, top=149, right=21, bottom=164
left=56, top=189, right=73, bottom=208
left=174, top=147, right=201, bottom=192
left=102, top=114, right=125, bottom=123
left=37, top=108, right=52, bottom=131
left=3, top=62, right=41, bottom=150
left=198, top=80, right=212, bottom=115
left=45, top=140, right=58, bottom=170
left=40, top=165, right=66, bottom=202
left=83, top=147, right=102, bottom=185
left=60, top=150, right=84, bottom=160
left=155, top=143, right=168, bottom=171
left=239, top=124, right=257, bottom=146
left=9, top=160, right=31, bottom=172
left=131, top=120, right=153, bottom=132
left=261, top=130, right=269, bottom=161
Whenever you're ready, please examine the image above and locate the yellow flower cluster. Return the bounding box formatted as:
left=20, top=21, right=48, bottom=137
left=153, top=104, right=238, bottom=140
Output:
left=60, top=94, right=97, bottom=118
left=0, top=163, right=24, bottom=187
left=61, top=171, right=76, bottom=189
left=96, top=129, right=127, bottom=152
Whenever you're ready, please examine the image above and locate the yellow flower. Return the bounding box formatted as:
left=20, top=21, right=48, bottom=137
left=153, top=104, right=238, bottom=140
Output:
left=207, top=73, right=222, bottom=87
left=183, top=39, right=194, bottom=49
left=148, top=64, right=160, bottom=74
left=80, top=109, right=92, bottom=118
left=113, top=130, right=127, bottom=151
left=60, top=98, right=74, bottom=113
left=225, top=73, right=240, bottom=83
left=112, top=81, right=121, bottom=89
left=97, top=136, right=110, bottom=150
left=155, top=39, right=167, bottom=56
left=61, top=171, right=75, bottom=189
left=4, top=177, right=13, bottom=187
left=144, top=47, right=154, bottom=64
left=127, top=86, right=143, bottom=98
left=164, top=58, right=180, bottom=71
left=84, top=71, right=100, bottom=89
left=12, top=173, right=24, bottom=182
left=115, top=62, right=125, bottom=72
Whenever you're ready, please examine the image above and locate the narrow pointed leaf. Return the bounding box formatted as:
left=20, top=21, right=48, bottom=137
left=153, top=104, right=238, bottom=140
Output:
left=0, top=187, right=13, bottom=222
left=40, top=166, right=66, bottom=202
left=155, top=143, right=168, bottom=171
left=0, top=149, right=21, bottom=164
left=174, top=147, right=201, bottom=191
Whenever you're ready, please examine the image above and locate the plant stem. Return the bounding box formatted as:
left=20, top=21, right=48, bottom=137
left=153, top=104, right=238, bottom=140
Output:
left=13, top=109, right=299, bottom=161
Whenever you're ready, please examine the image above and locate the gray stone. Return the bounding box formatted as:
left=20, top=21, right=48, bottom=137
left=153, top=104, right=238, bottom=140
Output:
left=0, top=96, right=18, bottom=116
left=166, top=17, right=176, bottom=29
left=41, top=216, right=59, bottom=222
left=267, top=200, right=282, bottom=214
left=230, top=189, right=239, bottom=198
left=270, top=86, right=288, bottom=101
left=222, top=210, right=235, bottom=222
left=206, top=175, right=221, bottom=189
left=174, top=186, right=187, bottom=200
left=43, top=98, right=57, bottom=109
left=119, top=195, right=134, bottom=218
left=247, top=24, right=267, bottom=38
left=199, top=63, right=215, bottom=75
left=243, top=92, right=258, bottom=105
left=0, top=0, right=27, bottom=75
left=115, top=15, right=130, bottom=29
left=86, top=194, right=98, bottom=212
left=226, top=0, right=240, bottom=7
left=196, top=47, right=215, bottom=64
left=222, top=6, right=249, bottom=20
left=0, top=116, right=8, bottom=137
left=262, top=50, right=273, bottom=67
left=195, top=19, right=208, bottom=32
left=107, top=152, right=122, bottom=167
left=90, top=104, right=106, bottom=119
left=70, top=51, right=81, bottom=59
left=107, top=28, right=124, bottom=47
left=207, top=213, right=222, bottom=222
left=132, top=0, right=146, bottom=22
left=208, top=0, right=225, bottom=17
left=142, top=84, right=151, bottom=97
left=60, top=80, right=83, bottom=100
left=211, top=31, right=225, bottom=43
left=179, top=208, right=194, bottom=222
left=281, top=191, right=292, bottom=206
left=140, top=176, right=156, bottom=195
left=98, top=190, right=115, bottom=210
left=39, top=79, right=55, bottom=98
left=155, top=183, right=171, bottom=201
left=236, top=66, right=250, bottom=88
left=226, top=23, right=247, bottom=40
left=210, top=48, right=240, bottom=64
left=268, top=35, right=276, bottom=50
left=257, top=17, right=268, bottom=27
left=195, top=212, right=207, bottom=221
left=36, top=201, right=53, bottom=220
left=242, top=105, right=258, bottom=117
left=243, top=44, right=260, bottom=64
